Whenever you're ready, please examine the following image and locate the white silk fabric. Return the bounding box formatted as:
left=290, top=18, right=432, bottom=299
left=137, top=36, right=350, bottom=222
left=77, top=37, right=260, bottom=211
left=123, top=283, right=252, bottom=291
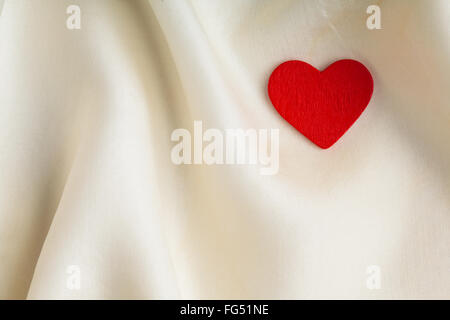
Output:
left=0, top=0, right=449, bottom=299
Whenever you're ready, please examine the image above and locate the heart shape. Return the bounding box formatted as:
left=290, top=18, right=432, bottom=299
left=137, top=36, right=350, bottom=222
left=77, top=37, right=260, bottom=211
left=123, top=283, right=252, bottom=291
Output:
left=268, top=59, right=373, bottom=149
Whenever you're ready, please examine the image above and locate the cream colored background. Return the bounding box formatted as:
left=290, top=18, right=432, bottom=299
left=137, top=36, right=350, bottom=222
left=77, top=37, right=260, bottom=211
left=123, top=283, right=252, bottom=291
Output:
left=0, top=0, right=449, bottom=299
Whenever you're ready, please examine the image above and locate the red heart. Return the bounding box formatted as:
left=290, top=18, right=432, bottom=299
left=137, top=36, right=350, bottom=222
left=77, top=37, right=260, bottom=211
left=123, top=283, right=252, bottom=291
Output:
left=268, top=59, right=373, bottom=149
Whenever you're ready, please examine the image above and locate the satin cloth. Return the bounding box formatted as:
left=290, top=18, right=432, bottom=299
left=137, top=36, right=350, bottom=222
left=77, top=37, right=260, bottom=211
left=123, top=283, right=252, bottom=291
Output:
left=0, top=0, right=449, bottom=299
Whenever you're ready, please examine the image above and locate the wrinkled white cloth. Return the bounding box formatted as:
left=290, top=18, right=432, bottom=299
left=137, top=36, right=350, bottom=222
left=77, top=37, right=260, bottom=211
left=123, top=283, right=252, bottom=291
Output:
left=0, top=0, right=449, bottom=299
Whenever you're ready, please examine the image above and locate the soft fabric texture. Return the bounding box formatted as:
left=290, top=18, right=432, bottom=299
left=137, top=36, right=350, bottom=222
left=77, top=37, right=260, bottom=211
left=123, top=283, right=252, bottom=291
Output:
left=0, top=0, right=449, bottom=299
left=268, top=59, right=373, bottom=148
